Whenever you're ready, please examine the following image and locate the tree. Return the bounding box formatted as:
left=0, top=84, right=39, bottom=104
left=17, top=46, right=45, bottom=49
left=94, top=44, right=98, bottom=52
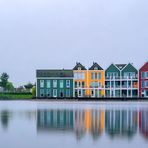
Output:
left=0, top=73, right=9, bottom=90
left=24, top=83, right=34, bottom=91
left=6, top=82, right=14, bottom=92
left=32, top=86, right=36, bottom=97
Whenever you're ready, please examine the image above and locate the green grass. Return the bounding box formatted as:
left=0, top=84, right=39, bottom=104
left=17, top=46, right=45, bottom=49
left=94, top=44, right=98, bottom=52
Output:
left=0, top=93, right=33, bottom=100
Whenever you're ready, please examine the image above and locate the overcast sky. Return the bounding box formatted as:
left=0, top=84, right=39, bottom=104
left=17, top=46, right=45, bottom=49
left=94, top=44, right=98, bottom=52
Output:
left=0, top=0, right=148, bottom=86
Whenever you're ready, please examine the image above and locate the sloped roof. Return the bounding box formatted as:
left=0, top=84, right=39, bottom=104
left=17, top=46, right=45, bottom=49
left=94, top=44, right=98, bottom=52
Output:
left=36, top=69, right=73, bottom=77
left=89, top=62, right=103, bottom=70
left=115, top=64, right=127, bottom=70
left=73, top=62, right=87, bottom=70
left=140, top=62, right=148, bottom=71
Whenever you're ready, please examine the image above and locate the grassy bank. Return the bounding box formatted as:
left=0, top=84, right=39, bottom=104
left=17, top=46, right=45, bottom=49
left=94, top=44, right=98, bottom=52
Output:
left=0, top=92, right=33, bottom=100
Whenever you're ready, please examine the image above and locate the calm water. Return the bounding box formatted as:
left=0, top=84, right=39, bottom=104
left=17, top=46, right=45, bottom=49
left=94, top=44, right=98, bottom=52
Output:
left=0, top=101, right=148, bottom=148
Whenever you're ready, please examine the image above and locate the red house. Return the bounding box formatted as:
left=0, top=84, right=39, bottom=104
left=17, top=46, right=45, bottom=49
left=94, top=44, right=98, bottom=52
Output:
left=139, top=62, right=148, bottom=97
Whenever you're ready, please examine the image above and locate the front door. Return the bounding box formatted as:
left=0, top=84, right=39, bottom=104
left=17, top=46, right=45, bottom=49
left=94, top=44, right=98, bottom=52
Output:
left=53, top=89, right=57, bottom=97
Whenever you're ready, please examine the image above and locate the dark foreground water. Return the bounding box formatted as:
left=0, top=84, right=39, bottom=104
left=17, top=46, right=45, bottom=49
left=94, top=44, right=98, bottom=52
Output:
left=0, top=101, right=148, bottom=148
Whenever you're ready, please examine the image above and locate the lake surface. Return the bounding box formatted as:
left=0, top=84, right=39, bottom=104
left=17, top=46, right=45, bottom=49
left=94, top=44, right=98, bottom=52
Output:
left=0, top=101, right=148, bottom=148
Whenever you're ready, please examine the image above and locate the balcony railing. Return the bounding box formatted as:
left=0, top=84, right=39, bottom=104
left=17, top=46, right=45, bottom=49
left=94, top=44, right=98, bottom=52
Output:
left=106, top=76, right=138, bottom=80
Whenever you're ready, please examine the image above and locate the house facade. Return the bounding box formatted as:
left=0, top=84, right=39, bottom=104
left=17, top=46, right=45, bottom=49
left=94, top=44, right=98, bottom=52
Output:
left=87, top=62, right=105, bottom=97
left=105, top=63, right=138, bottom=97
left=36, top=70, right=74, bottom=98
left=139, top=62, right=148, bottom=97
left=73, top=62, right=105, bottom=98
left=73, top=62, right=87, bottom=97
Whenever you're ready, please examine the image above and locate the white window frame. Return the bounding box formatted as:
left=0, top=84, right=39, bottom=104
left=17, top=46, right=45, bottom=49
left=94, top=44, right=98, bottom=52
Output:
left=53, top=80, right=57, bottom=88
left=40, top=80, right=44, bottom=88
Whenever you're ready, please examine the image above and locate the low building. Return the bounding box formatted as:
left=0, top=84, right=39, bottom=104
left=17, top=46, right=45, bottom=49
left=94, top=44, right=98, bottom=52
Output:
left=139, top=62, right=148, bottom=98
left=36, top=69, right=74, bottom=98
left=105, top=63, right=138, bottom=98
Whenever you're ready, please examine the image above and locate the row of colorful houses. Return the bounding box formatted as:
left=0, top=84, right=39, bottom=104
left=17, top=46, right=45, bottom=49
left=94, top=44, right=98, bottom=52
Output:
left=36, top=62, right=148, bottom=98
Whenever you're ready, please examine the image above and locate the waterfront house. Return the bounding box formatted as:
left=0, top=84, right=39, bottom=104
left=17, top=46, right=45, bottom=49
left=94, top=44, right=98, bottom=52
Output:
left=73, top=62, right=87, bottom=97
left=139, top=62, right=148, bottom=97
left=105, top=63, right=138, bottom=98
left=87, top=62, right=105, bottom=97
left=36, top=69, right=74, bottom=98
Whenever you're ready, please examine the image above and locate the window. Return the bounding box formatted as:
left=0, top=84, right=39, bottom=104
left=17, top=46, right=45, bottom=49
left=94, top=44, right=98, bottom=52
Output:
left=78, top=82, right=81, bottom=87
left=82, top=82, right=85, bottom=88
left=66, top=80, right=70, bottom=88
left=78, top=67, right=81, bottom=70
left=98, top=73, right=101, bottom=79
left=75, top=82, right=77, bottom=88
left=53, top=89, right=57, bottom=97
left=66, top=89, right=70, bottom=97
left=59, top=89, right=64, bottom=97
left=81, top=72, right=85, bottom=80
left=145, top=80, right=148, bottom=88
left=40, top=80, right=44, bottom=88
left=78, top=90, right=81, bottom=97
left=46, top=89, right=51, bottom=97
left=91, top=73, right=95, bottom=80
left=46, top=80, right=51, bottom=88
left=60, top=80, right=64, bottom=88
left=95, top=73, right=98, bottom=79
left=91, top=82, right=95, bottom=88
left=40, top=89, right=44, bottom=97
left=98, top=82, right=101, bottom=87
left=94, top=67, right=98, bottom=70
left=142, top=81, right=145, bottom=88
left=53, top=80, right=57, bottom=88
left=74, top=72, right=78, bottom=79
left=146, top=90, right=148, bottom=96
left=141, top=72, right=145, bottom=79
left=78, top=73, right=81, bottom=79
left=146, top=72, right=148, bottom=78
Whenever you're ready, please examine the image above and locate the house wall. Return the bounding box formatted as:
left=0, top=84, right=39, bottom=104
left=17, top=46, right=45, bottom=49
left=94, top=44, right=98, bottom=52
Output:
left=37, top=78, right=73, bottom=98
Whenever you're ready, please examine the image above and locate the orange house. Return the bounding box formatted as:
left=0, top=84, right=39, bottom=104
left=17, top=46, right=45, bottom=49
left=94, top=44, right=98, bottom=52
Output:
left=73, top=62, right=105, bottom=97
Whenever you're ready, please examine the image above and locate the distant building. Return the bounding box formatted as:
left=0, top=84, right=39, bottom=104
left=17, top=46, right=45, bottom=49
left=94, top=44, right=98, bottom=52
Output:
left=105, top=63, right=138, bottom=97
left=139, top=62, right=148, bottom=98
left=36, top=70, right=74, bottom=98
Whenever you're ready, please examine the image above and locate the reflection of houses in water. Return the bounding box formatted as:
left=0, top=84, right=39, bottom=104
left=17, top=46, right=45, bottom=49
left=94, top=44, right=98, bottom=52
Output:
left=74, top=109, right=105, bottom=140
left=105, top=110, right=137, bottom=138
left=139, top=110, right=148, bottom=138
left=37, top=109, right=105, bottom=140
left=37, top=110, right=74, bottom=131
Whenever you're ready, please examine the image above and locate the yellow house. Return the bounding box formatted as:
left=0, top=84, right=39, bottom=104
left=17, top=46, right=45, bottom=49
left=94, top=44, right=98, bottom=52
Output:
left=73, top=62, right=105, bottom=97
left=87, top=62, right=105, bottom=97
left=73, top=62, right=87, bottom=97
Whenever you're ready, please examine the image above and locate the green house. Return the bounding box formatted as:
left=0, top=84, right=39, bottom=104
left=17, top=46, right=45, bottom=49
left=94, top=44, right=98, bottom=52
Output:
left=36, top=70, right=74, bottom=98
left=105, top=63, right=138, bottom=98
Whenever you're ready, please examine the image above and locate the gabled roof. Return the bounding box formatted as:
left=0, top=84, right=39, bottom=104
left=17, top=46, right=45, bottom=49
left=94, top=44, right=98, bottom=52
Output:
left=73, top=62, right=87, bottom=70
left=89, top=62, right=103, bottom=70
left=36, top=69, right=73, bottom=77
left=140, top=62, right=148, bottom=71
left=115, top=64, right=127, bottom=70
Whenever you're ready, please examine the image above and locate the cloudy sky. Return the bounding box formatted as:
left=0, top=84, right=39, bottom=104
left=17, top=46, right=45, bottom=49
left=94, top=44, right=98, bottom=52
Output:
left=0, top=0, right=148, bottom=86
